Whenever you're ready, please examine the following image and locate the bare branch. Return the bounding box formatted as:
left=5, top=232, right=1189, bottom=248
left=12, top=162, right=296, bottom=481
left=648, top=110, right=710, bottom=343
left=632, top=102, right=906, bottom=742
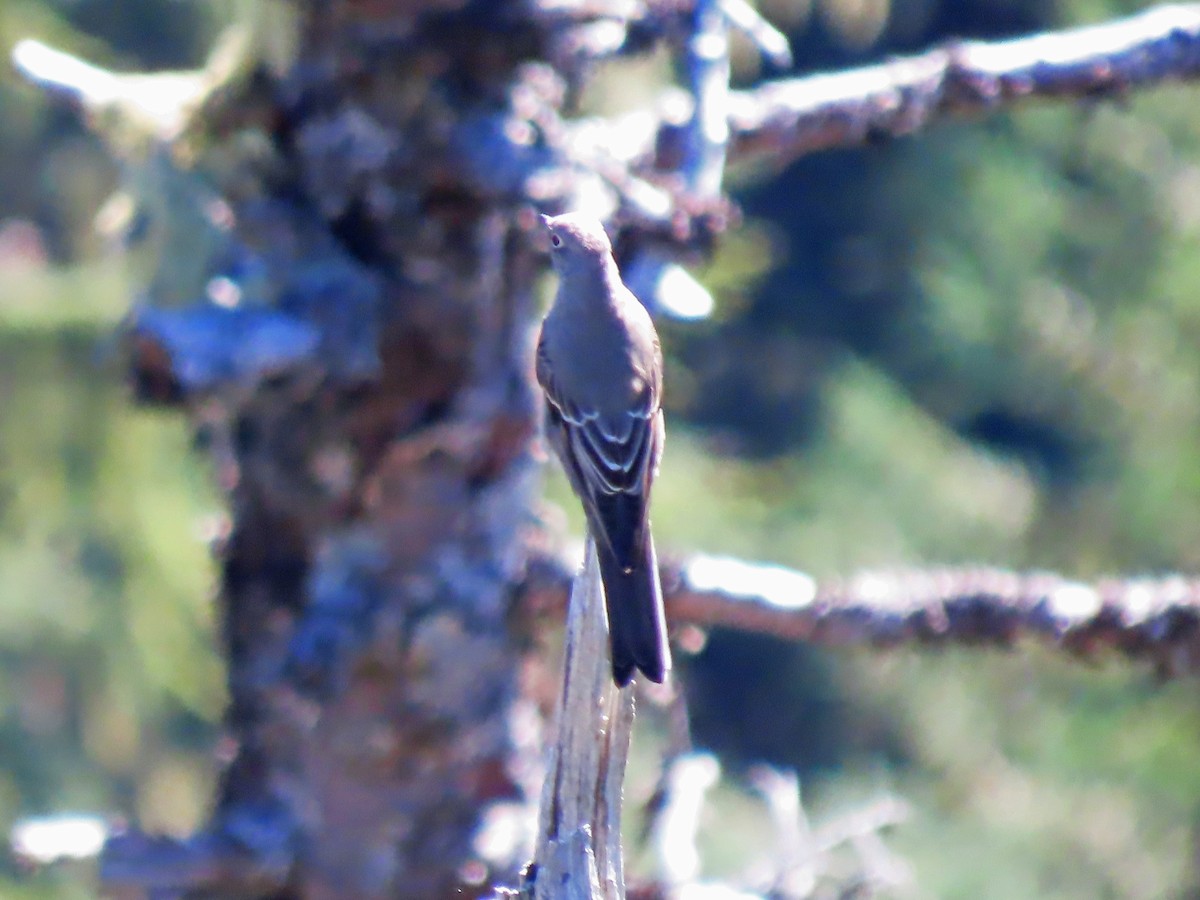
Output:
left=725, top=3, right=1200, bottom=168
left=745, top=767, right=911, bottom=898
left=718, top=0, right=792, bottom=70
left=521, top=551, right=1200, bottom=676
left=98, top=828, right=290, bottom=897
left=574, top=4, right=1200, bottom=318
left=648, top=753, right=721, bottom=887
left=11, top=39, right=209, bottom=141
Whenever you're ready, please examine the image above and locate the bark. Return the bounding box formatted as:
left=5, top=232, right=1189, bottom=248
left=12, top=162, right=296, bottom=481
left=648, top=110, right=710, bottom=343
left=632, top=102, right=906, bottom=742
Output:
left=104, top=5, right=559, bottom=897
left=529, top=542, right=633, bottom=900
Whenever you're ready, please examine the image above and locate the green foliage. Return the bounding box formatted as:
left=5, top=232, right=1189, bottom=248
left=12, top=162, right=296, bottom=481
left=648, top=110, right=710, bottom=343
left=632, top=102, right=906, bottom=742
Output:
left=0, top=261, right=223, bottom=896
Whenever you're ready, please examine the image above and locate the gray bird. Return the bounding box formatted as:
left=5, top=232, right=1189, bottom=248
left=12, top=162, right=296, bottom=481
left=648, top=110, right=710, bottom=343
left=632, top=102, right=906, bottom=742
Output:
left=536, top=212, right=671, bottom=686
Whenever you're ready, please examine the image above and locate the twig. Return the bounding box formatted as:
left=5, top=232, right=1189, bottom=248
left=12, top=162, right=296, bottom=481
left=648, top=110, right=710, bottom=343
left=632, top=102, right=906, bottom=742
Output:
left=810, top=796, right=911, bottom=859
left=685, top=0, right=732, bottom=198
left=745, top=767, right=909, bottom=898
left=622, top=0, right=732, bottom=318
left=747, top=766, right=815, bottom=897
left=11, top=38, right=212, bottom=142
left=650, top=753, right=721, bottom=886
left=719, top=0, right=792, bottom=70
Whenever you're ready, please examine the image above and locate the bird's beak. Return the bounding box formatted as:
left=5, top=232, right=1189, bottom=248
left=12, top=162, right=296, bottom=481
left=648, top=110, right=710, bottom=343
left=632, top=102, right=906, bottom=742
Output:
left=539, top=213, right=553, bottom=229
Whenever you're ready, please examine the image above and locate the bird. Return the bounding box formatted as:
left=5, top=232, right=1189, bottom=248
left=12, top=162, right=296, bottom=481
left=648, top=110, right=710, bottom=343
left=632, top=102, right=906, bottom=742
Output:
left=535, top=211, right=671, bottom=686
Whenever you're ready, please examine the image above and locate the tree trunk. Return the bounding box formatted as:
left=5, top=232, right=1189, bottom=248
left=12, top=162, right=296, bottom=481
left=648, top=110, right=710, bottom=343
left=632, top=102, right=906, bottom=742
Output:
left=109, top=2, right=560, bottom=896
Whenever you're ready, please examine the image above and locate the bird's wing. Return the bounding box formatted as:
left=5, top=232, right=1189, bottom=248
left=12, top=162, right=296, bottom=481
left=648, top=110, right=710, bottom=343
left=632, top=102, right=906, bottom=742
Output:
left=537, top=329, right=662, bottom=567
left=565, top=395, right=654, bottom=495
left=537, top=332, right=657, bottom=493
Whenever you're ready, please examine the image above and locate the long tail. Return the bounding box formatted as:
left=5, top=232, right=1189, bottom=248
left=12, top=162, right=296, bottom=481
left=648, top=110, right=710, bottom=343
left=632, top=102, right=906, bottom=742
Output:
left=595, top=526, right=671, bottom=686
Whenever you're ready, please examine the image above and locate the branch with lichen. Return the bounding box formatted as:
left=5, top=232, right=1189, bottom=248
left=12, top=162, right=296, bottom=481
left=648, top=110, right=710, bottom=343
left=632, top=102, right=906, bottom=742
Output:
left=721, top=4, right=1200, bottom=168
left=521, top=552, right=1200, bottom=677
left=585, top=4, right=1200, bottom=238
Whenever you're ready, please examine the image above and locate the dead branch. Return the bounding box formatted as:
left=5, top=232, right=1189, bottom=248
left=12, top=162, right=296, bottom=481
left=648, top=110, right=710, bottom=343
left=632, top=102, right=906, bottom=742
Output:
left=522, top=551, right=1200, bottom=677
left=723, top=3, right=1200, bottom=168
left=529, top=542, right=634, bottom=900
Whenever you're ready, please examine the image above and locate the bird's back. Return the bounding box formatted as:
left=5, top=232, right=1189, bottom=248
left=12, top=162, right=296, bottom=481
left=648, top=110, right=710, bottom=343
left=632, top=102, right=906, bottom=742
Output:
left=544, top=284, right=659, bottom=414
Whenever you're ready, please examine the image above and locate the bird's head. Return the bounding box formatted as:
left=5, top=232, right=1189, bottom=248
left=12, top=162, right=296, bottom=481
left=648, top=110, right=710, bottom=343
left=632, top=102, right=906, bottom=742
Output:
left=541, top=212, right=614, bottom=273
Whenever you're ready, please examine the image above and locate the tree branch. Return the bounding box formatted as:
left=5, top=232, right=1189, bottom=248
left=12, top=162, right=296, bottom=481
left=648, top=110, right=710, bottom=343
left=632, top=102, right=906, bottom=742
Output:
left=98, top=828, right=290, bottom=897
left=521, top=551, right=1200, bottom=676
left=529, top=541, right=633, bottom=900
left=724, top=3, right=1200, bottom=167
left=560, top=3, right=1200, bottom=316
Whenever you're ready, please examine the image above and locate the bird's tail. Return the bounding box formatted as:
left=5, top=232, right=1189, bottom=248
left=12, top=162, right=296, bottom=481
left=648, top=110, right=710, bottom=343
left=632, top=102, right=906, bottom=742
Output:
left=595, top=526, right=671, bottom=686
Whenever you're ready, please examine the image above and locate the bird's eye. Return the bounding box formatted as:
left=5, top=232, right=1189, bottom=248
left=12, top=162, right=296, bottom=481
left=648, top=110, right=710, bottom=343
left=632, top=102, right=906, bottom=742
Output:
left=550, top=233, right=562, bottom=248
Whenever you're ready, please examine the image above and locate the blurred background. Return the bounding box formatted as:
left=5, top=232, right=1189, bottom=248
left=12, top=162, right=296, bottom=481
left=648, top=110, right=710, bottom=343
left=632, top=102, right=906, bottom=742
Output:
left=3, top=0, right=1200, bottom=896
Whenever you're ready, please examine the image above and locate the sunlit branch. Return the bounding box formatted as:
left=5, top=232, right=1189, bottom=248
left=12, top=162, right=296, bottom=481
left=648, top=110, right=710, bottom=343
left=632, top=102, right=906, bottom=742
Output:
left=575, top=3, right=1200, bottom=317
left=724, top=3, right=1200, bottom=167
left=623, top=0, right=729, bottom=319
left=522, top=551, right=1200, bottom=676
